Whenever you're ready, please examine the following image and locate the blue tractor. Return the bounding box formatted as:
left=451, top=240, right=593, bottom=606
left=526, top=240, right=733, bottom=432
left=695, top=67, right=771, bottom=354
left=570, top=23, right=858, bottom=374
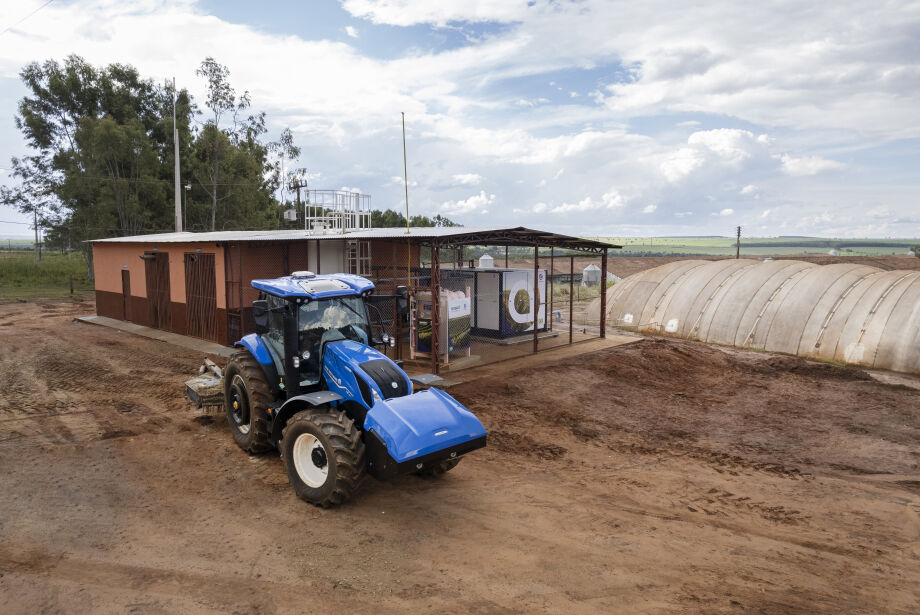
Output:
left=197, top=271, right=487, bottom=507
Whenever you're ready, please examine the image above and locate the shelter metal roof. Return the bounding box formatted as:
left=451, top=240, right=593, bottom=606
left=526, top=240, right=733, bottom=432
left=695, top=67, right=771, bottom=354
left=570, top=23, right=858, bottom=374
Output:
left=91, top=226, right=619, bottom=252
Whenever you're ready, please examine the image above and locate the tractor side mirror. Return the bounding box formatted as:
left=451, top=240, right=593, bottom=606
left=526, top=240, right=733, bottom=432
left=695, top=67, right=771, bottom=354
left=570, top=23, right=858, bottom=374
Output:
left=252, top=300, right=269, bottom=334
left=395, top=285, right=408, bottom=315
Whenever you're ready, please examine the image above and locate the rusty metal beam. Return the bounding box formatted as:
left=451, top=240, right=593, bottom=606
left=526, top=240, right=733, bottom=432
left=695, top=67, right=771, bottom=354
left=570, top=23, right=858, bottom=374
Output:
left=600, top=248, right=608, bottom=339
left=569, top=256, right=574, bottom=345
left=533, top=245, right=539, bottom=354
left=431, top=240, right=441, bottom=375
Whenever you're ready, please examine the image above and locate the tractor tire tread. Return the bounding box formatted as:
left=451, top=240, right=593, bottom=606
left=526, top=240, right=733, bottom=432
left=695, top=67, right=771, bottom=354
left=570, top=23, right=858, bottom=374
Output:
left=225, top=350, right=273, bottom=454
left=282, top=408, right=366, bottom=507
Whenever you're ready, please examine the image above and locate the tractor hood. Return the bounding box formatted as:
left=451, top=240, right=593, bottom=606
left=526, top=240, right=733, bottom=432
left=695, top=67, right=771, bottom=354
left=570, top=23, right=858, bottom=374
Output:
left=322, top=339, right=412, bottom=401
left=363, top=388, right=488, bottom=463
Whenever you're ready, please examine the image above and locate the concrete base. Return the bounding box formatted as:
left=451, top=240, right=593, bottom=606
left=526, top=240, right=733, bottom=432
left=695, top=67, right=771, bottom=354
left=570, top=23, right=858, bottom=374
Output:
left=76, top=315, right=234, bottom=357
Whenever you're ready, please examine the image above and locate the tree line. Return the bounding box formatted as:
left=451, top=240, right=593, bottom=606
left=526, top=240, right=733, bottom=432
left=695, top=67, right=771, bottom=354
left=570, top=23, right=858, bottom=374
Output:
left=0, top=55, right=458, bottom=275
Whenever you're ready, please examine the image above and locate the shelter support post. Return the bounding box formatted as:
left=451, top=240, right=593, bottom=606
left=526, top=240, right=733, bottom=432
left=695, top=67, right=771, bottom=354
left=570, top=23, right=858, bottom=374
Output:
left=569, top=256, right=574, bottom=345
left=505, top=246, right=509, bottom=268
left=431, top=241, right=441, bottom=375
left=533, top=246, right=539, bottom=354
left=549, top=247, right=554, bottom=331
left=600, top=249, right=608, bottom=339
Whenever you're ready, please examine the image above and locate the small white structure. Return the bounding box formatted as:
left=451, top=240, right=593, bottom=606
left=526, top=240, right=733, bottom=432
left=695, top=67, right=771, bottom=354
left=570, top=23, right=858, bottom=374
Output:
left=479, top=254, right=494, bottom=268
left=582, top=263, right=601, bottom=286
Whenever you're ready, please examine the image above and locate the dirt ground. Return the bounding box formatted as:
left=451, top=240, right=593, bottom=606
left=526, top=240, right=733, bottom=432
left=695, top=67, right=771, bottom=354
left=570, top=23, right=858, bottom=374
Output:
left=0, top=300, right=918, bottom=614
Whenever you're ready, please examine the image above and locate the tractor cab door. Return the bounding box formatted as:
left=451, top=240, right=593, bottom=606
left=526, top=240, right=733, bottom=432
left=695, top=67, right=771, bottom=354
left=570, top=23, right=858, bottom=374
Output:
left=259, top=294, right=288, bottom=382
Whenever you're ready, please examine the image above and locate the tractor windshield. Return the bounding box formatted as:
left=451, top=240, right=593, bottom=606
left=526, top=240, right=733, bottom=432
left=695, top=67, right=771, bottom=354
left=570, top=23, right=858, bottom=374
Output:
left=298, top=296, right=370, bottom=347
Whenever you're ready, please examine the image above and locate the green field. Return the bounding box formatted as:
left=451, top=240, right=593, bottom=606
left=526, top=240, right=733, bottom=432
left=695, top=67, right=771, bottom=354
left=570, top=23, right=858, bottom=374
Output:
left=593, top=237, right=920, bottom=257
left=0, top=250, right=94, bottom=301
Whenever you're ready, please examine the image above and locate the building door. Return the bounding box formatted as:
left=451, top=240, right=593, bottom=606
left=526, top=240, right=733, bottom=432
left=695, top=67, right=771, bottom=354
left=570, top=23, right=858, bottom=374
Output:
left=121, top=270, right=131, bottom=321
left=185, top=252, right=217, bottom=341
left=144, top=252, right=171, bottom=330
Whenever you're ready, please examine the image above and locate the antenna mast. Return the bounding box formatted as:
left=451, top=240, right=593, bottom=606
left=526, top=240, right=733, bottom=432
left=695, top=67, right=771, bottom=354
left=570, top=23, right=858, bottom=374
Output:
left=173, top=78, right=182, bottom=232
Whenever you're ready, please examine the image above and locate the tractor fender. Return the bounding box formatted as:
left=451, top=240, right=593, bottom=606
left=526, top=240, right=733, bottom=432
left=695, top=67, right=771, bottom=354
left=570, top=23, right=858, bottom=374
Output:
left=234, top=334, right=280, bottom=396
left=270, top=391, right=344, bottom=442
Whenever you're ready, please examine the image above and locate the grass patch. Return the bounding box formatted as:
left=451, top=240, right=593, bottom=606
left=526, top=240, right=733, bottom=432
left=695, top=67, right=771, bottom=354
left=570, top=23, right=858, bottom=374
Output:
left=0, top=250, right=94, bottom=302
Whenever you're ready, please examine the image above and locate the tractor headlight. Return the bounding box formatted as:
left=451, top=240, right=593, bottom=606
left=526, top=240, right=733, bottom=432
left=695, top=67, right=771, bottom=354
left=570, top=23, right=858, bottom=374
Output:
left=382, top=333, right=390, bottom=344
left=301, top=350, right=311, bottom=360
left=389, top=337, right=396, bottom=348
left=292, top=356, right=300, bottom=368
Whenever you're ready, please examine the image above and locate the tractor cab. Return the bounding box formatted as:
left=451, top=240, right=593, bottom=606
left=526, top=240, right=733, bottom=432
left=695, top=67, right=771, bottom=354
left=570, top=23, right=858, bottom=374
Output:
left=248, top=271, right=403, bottom=397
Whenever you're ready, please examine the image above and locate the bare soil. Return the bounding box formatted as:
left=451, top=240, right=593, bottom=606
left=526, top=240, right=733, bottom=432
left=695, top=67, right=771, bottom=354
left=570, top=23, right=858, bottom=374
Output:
left=0, top=300, right=918, bottom=614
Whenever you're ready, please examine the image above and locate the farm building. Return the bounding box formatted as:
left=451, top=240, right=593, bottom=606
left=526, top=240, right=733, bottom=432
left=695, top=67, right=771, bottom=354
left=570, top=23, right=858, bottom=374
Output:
left=91, top=225, right=617, bottom=372
left=602, top=259, right=920, bottom=374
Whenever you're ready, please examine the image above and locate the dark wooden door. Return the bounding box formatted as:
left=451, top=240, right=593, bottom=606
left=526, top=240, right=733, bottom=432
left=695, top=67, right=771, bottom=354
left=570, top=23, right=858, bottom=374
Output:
left=121, top=270, right=131, bottom=321
left=144, top=252, right=171, bottom=330
left=185, top=252, right=217, bottom=341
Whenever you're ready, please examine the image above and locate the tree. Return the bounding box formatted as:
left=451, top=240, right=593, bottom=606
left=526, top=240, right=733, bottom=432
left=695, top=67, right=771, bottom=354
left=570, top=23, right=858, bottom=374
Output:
left=0, top=155, right=56, bottom=264
left=195, top=57, right=255, bottom=231
left=370, top=209, right=459, bottom=228
left=4, top=54, right=284, bottom=281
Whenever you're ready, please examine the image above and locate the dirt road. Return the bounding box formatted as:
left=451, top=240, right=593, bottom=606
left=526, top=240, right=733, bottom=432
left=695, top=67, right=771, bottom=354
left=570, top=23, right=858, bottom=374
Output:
left=0, top=300, right=918, bottom=614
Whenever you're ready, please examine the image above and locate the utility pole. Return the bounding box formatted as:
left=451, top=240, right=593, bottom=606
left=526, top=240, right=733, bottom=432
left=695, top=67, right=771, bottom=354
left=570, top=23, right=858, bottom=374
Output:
left=736, top=225, right=741, bottom=259
left=401, top=112, right=410, bottom=235
left=173, top=78, right=182, bottom=232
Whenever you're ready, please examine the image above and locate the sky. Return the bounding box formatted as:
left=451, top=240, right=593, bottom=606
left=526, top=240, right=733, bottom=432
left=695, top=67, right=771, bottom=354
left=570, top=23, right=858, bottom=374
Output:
left=0, top=0, right=918, bottom=238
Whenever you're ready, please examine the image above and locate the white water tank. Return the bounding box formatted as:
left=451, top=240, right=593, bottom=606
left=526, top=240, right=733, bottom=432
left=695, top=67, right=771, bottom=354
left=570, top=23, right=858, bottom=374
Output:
left=479, top=254, right=494, bottom=268
left=583, top=263, right=601, bottom=285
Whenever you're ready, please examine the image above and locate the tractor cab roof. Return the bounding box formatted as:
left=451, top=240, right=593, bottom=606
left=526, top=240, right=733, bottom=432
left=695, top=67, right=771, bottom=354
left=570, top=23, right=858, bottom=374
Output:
left=251, top=272, right=375, bottom=300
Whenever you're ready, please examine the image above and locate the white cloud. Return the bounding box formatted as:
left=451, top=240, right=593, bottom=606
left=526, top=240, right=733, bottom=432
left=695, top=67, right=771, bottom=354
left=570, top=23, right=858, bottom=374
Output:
left=440, top=190, right=495, bottom=215
left=717, top=208, right=734, bottom=216
left=345, top=25, right=359, bottom=38
left=761, top=209, right=771, bottom=218
left=642, top=204, right=657, bottom=213
left=740, top=184, right=757, bottom=195
left=452, top=173, right=482, bottom=185
left=550, top=189, right=625, bottom=214
left=676, top=120, right=701, bottom=127
left=779, top=154, right=845, bottom=176
left=341, top=0, right=523, bottom=26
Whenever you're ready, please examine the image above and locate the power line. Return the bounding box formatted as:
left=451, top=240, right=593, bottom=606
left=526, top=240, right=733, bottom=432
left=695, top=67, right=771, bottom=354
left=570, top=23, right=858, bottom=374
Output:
left=0, top=0, right=55, bottom=36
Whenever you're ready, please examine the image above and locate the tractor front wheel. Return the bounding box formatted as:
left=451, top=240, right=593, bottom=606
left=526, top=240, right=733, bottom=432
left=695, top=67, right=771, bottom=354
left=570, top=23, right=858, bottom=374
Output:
left=281, top=409, right=366, bottom=507
left=223, top=350, right=273, bottom=454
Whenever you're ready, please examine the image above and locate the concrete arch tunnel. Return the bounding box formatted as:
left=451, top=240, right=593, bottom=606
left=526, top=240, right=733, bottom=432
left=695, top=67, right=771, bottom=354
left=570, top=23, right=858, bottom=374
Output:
left=601, top=259, right=920, bottom=374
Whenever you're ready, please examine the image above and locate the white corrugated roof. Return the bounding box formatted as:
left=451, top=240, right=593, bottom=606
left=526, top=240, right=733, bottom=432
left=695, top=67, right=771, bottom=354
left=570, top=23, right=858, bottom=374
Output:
left=90, top=226, right=618, bottom=250
left=91, top=226, right=515, bottom=243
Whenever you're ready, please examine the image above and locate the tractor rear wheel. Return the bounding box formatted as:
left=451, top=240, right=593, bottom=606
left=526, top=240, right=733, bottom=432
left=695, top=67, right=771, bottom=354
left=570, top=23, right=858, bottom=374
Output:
left=223, top=350, right=273, bottom=454
left=416, top=458, right=461, bottom=478
left=281, top=409, right=366, bottom=507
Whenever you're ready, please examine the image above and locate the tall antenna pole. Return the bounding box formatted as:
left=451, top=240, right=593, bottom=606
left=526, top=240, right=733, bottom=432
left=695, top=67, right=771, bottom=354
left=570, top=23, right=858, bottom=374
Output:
left=736, top=225, right=741, bottom=259
left=173, top=78, right=182, bottom=232
left=401, top=112, right=410, bottom=235
left=402, top=112, right=411, bottom=286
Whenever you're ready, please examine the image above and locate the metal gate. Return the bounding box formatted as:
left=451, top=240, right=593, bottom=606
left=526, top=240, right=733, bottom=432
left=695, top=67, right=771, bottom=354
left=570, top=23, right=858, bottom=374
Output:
left=144, top=252, right=171, bottom=330
left=185, top=252, right=217, bottom=341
